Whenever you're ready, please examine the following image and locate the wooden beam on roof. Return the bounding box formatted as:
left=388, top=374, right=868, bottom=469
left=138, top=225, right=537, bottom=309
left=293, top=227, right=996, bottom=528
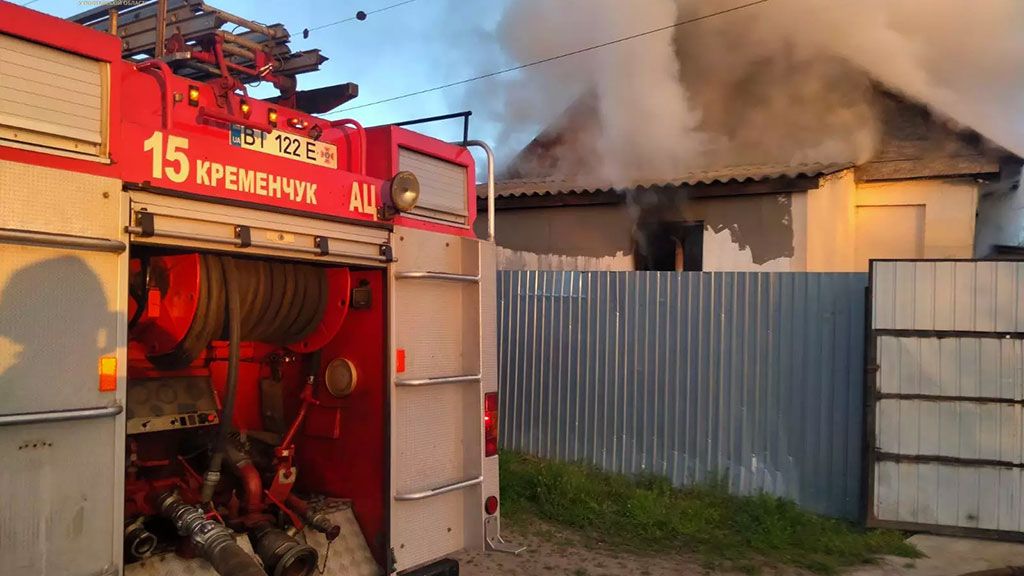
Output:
left=855, top=156, right=1002, bottom=182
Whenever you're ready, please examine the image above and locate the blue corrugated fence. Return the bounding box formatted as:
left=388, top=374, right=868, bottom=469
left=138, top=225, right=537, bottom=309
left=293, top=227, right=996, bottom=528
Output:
left=497, top=271, right=868, bottom=520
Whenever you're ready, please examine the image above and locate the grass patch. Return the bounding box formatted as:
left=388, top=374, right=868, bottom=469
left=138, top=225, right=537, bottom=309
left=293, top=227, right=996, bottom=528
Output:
left=500, top=452, right=919, bottom=574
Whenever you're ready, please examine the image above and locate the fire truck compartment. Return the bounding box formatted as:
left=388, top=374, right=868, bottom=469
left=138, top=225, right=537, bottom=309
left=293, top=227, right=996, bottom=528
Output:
left=0, top=2, right=502, bottom=573
left=118, top=239, right=390, bottom=575
left=0, top=169, right=496, bottom=576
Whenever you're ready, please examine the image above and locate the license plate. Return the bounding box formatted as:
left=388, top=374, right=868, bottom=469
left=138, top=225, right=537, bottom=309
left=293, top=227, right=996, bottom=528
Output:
left=230, top=125, right=338, bottom=169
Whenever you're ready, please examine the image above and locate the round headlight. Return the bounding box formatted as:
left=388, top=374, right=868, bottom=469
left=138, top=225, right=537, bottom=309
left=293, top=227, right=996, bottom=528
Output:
left=390, top=171, right=420, bottom=212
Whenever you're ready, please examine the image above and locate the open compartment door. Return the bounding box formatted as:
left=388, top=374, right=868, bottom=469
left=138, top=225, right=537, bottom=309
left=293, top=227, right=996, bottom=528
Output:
left=388, top=226, right=487, bottom=572
left=0, top=161, right=128, bottom=575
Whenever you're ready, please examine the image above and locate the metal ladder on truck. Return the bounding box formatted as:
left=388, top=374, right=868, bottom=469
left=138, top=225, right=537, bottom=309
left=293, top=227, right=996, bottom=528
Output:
left=387, top=142, right=520, bottom=572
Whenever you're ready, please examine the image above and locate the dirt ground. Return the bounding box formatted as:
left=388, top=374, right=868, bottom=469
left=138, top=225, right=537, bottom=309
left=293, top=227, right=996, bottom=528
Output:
left=452, top=521, right=738, bottom=576
left=845, top=534, right=1024, bottom=576
left=454, top=525, right=1024, bottom=576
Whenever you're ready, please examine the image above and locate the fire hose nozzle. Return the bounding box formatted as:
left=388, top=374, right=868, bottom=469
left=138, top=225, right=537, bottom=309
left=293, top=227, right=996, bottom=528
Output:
left=158, top=492, right=265, bottom=576
left=124, top=518, right=158, bottom=559
left=306, top=511, right=341, bottom=542
left=251, top=522, right=318, bottom=576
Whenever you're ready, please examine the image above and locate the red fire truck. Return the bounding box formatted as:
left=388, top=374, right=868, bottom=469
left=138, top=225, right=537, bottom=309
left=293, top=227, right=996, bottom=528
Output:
left=0, top=1, right=514, bottom=574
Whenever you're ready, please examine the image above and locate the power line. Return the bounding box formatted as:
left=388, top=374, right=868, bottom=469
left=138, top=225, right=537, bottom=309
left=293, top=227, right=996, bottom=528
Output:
left=324, top=0, right=768, bottom=115
left=304, top=0, right=423, bottom=36
left=21, top=0, right=42, bottom=6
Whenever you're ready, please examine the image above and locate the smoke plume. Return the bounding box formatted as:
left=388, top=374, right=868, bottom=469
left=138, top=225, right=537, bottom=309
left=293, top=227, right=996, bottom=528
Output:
left=479, top=0, right=1024, bottom=184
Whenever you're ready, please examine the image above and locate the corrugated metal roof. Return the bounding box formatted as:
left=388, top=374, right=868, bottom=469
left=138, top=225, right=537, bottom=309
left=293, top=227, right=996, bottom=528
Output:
left=481, top=162, right=852, bottom=198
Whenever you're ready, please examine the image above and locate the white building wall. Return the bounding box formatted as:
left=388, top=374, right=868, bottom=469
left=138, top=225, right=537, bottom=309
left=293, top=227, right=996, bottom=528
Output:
left=802, top=170, right=980, bottom=271
left=701, top=227, right=796, bottom=271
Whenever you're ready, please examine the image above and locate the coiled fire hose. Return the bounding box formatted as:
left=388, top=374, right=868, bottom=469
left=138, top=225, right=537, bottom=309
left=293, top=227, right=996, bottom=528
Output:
left=146, top=256, right=328, bottom=369
left=202, top=256, right=241, bottom=503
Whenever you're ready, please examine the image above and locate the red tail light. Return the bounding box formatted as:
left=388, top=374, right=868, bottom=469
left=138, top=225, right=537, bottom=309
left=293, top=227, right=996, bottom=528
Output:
left=484, top=392, right=498, bottom=457
left=485, top=495, right=499, bottom=515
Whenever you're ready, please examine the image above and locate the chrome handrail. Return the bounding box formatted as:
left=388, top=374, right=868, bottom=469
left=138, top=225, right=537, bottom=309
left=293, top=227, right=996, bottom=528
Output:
left=394, top=374, right=481, bottom=387
left=0, top=404, right=123, bottom=427
left=0, top=228, right=126, bottom=253
left=395, top=476, right=483, bottom=501
left=394, top=271, right=480, bottom=283
left=462, top=140, right=495, bottom=242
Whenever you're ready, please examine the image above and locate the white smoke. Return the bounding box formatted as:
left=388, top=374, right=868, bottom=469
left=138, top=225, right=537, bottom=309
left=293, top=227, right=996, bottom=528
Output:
left=487, top=0, right=705, bottom=182
left=478, top=0, right=1024, bottom=183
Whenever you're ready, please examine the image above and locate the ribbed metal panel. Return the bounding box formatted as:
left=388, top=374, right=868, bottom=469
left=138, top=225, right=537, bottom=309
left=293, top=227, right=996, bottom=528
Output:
left=485, top=162, right=851, bottom=198
left=872, top=260, right=1024, bottom=331
left=497, top=271, right=869, bottom=520
left=876, top=336, right=1021, bottom=400
left=873, top=462, right=1024, bottom=532
left=398, top=147, right=469, bottom=226
left=0, top=33, right=105, bottom=155
left=869, top=260, right=1024, bottom=537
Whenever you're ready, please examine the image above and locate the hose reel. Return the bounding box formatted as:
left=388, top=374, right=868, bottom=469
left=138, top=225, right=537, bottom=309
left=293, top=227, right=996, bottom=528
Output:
left=131, top=254, right=348, bottom=369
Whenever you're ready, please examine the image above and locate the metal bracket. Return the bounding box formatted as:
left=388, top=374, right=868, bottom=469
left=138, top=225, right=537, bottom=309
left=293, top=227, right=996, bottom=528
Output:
left=484, top=516, right=525, bottom=555
left=387, top=547, right=398, bottom=575
left=235, top=225, right=252, bottom=248
left=379, top=243, right=394, bottom=262
left=135, top=211, right=155, bottom=237
left=315, top=236, right=330, bottom=256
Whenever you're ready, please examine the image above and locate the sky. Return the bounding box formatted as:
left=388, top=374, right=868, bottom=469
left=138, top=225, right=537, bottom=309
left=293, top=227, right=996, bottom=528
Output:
left=20, top=0, right=1024, bottom=185
left=25, top=0, right=517, bottom=176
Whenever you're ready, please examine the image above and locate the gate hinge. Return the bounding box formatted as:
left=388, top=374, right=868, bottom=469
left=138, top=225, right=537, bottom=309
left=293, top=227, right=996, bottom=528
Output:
left=866, top=364, right=880, bottom=374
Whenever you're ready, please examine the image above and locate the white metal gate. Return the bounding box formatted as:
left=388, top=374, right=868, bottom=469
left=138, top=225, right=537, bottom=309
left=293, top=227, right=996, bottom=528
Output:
left=868, top=260, right=1024, bottom=537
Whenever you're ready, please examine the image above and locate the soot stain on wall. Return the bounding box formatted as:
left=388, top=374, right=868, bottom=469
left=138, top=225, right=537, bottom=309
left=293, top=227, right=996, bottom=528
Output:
left=640, top=188, right=796, bottom=265
left=491, top=188, right=796, bottom=266
left=692, top=194, right=795, bottom=264
left=493, top=203, right=635, bottom=258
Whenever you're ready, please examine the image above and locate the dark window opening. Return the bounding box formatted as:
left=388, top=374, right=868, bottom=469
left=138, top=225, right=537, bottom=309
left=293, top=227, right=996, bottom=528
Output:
left=634, top=221, right=703, bottom=271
